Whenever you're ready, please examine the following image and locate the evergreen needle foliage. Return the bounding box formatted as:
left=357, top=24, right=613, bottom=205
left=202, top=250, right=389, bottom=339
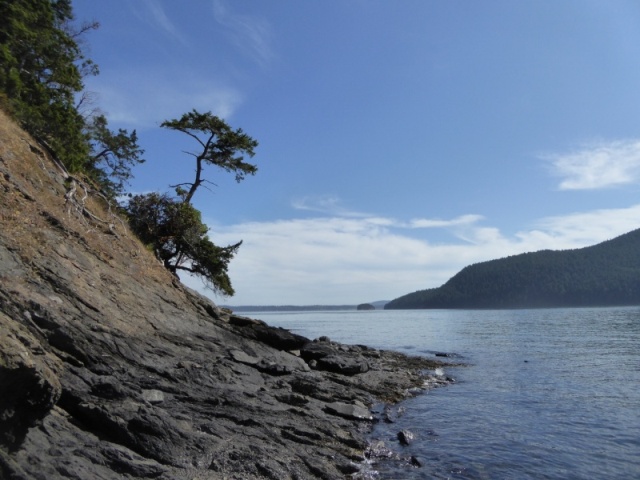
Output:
left=126, top=111, right=259, bottom=297
left=1, top=0, right=247, bottom=297
left=126, top=193, right=241, bottom=297
left=161, top=109, right=258, bottom=204
left=0, top=0, right=143, bottom=196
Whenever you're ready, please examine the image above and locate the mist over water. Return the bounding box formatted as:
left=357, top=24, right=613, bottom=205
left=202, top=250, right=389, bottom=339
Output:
left=257, top=307, right=640, bottom=479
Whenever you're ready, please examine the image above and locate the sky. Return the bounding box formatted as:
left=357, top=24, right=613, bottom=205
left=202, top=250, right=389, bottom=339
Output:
left=72, top=0, right=640, bottom=306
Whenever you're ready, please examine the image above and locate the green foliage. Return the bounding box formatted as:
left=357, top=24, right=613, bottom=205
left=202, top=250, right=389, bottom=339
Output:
left=128, top=109, right=260, bottom=295
left=386, top=229, right=640, bottom=309
left=0, top=0, right=95, bottom=171
left=86, top=114, right=145, bottom=196
left=126, top=193, right=241, bottom=297
left=0, top=0, right=144, bottom=194
left=0, top=1, right=244, bottom=296
left=160, top=110, right=258, bottom=203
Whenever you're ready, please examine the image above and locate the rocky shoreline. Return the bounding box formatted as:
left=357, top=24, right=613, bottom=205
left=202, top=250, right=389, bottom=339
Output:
left=1, top=292, right=453, bottom=479
left=0, top=109, right=454, bottom=479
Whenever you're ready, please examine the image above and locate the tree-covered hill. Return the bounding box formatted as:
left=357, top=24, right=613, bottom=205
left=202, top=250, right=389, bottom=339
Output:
left=385, top=228, right=640, bottom=309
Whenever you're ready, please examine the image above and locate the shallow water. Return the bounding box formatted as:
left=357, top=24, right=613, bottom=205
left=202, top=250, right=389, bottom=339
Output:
left=256, top=307, right=640, bottom=479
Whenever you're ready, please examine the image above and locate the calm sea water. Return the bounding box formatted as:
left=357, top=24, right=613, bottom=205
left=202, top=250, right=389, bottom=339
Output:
left=254, top=307, right=640, bottom=479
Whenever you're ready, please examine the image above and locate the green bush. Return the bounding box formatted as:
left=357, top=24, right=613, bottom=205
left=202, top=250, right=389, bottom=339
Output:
left=126, top=193, right=240, bottom=297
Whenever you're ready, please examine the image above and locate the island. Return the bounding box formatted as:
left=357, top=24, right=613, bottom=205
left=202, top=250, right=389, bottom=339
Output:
left=357, top=303, right=376, bottom=311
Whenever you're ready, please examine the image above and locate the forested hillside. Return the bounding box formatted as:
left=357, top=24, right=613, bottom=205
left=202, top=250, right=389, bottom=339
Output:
left=385, top=228, right=640, bottom=309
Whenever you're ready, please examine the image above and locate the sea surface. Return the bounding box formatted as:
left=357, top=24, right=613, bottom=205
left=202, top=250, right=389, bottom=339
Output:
left=255, top=307, right=640, bottom=479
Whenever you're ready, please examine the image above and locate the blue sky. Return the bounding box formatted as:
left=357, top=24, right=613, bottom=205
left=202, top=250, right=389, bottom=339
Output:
left=73, top=0, right=640, bottom=305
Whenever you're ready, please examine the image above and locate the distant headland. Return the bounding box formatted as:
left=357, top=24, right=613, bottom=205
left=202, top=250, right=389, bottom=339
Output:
left=386, top=229, right=640, bottom=310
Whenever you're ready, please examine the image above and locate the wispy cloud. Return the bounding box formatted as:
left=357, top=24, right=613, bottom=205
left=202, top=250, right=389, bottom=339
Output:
left=186, top=204, right=640, bottom=305
left=86, top=68, right=243, bottom=128
left=408, top=214, right=484, bottom=229
left=212, top=0, right=274, bottom=67
left=546, top=139, right=640, bottom=190
left=292, top=195, right=372, bottom=218
left=136, top=0, right=187, bottom=44
left=526, top=204, right=640, bottom=247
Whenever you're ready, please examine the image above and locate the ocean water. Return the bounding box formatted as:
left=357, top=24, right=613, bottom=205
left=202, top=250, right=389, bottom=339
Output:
left=254, top=307, right=640, bottom=479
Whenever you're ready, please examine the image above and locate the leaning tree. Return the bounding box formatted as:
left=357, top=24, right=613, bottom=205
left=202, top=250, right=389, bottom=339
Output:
left=160, top=109, right=258, bottom=204
left=127, top=110, right=259, bottom=297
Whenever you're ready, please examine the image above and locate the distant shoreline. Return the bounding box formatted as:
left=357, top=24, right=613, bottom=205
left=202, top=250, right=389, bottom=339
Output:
left=227, top=301, right=389, bottom=313
left=225, top=304, right=358, bottom=313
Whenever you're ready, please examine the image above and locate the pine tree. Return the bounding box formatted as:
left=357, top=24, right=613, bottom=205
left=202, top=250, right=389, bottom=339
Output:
left=0, top=0, right=97, bottom=170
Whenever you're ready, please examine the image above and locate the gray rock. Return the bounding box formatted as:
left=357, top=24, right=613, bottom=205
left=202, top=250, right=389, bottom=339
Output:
left=398, top=429, right=415, bottom=445
left=317, top=354, right=370, bottom=375
left=141, top=389, right=165, bottom=404
left=325, top=402, right=373, bottom=421
left=0, top=109, right=454, bottom=480
left=300, top=341, right=336, bottom=360
left=0, top=312, right=62, bottom=448
left=228, top=348, right=260, bottom=365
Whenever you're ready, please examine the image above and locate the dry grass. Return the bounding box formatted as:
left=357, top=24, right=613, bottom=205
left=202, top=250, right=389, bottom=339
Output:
left=0, top=108, right=176, bottom=312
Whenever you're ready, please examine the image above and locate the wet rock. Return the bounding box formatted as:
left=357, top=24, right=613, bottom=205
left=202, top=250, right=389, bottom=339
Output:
left=398, top=429, right=415, bottom=446
left=382, top=404, right=401, bottom=423
left=337, top=462, right=361, bottom=474
left=366, top=440, right=395, bottom=459
left=411, top=455, right=424, bottom=467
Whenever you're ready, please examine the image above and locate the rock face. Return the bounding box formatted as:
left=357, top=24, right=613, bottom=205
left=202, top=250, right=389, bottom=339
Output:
left=0, top=109, right=448, bottom=479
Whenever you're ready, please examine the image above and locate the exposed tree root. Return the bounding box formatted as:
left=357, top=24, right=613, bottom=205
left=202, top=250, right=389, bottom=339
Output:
left=34, top=136, right=126, bottom=237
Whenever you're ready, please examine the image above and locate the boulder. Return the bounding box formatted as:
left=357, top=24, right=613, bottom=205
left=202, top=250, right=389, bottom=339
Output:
left=397, top=429, right=415, bottom=446
left=317, top=354, right=370, bottom=375
left=301, top=340, right=369, bottom=375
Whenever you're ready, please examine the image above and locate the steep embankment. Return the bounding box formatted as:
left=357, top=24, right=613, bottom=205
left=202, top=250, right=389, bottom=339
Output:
left=0, top=110, right=448, bottom=479
left=386, top=230, right=640, bottom=309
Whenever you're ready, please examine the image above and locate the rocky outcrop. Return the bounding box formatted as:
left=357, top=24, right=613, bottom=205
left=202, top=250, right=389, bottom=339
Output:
left=0, top=109, right=450, bottom=479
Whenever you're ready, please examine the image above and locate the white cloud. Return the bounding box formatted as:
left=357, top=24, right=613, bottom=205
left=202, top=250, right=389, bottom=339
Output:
left=185, top=205, right=640, bottom=306
left=524, top=204, right=640, bottom=248
left=546, top=139, right=640, bottom=190
left=212, top=0, right=274, bottom=68
left=408, top=214, right=484, bottom=229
